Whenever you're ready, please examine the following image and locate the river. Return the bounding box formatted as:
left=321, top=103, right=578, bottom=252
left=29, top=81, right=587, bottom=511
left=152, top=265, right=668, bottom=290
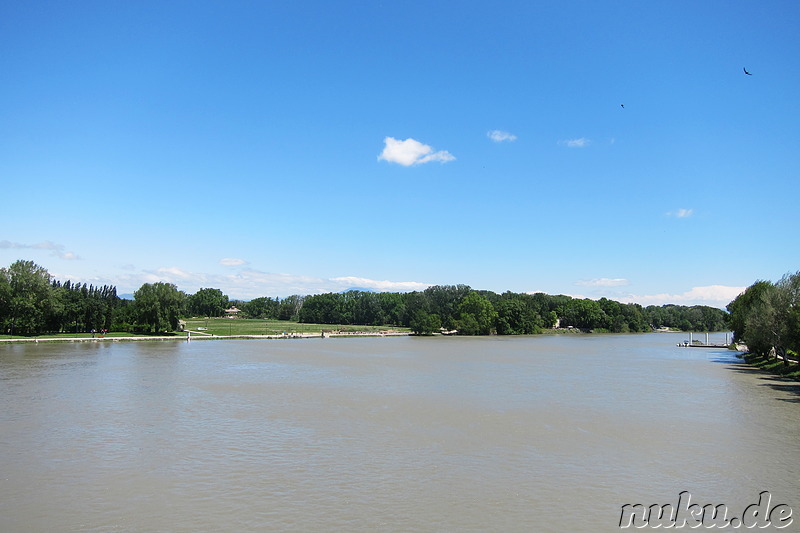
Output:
left=1, top=333, right=798, bottom=532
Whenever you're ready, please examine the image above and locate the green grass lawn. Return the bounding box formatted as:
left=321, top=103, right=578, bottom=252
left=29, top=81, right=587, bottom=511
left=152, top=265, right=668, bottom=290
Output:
left=183, top=317, right=409, bottom=336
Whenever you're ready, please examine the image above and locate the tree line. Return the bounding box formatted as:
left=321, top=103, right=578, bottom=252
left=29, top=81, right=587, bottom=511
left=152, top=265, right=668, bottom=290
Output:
left=727, top=271, right=800, bottom=362
left=0, top=260, right=313, bottom=335
left=297, top=285, right=729, bottom=335
left=0, top=260, right=118, bottom=335
left=1, top=259, right=730, bottom=336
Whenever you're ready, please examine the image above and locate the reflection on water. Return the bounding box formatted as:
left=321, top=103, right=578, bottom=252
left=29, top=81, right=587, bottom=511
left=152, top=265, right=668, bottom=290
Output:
left=1, top=333, right=798, bottom=532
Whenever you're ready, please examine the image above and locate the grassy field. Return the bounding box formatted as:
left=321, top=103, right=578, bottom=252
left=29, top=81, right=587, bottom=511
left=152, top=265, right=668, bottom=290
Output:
left=183, top=317, right=409, bottom=336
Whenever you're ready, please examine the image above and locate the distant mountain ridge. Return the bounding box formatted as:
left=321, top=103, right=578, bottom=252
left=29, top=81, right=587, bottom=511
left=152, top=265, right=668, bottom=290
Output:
left=340, top=287, right=376, bottom=293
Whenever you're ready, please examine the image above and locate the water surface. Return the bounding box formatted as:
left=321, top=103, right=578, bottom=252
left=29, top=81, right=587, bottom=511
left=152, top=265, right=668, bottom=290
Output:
left=1, top=333, right=798, bottom=531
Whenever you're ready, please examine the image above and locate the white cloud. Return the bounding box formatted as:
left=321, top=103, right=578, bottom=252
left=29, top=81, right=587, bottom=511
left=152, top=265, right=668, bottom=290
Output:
left=668, top=208, right=694, bottom=218
left=575, top=278, right=630, bottom=287
left=561, top=138, right=591, bottom=148
left=154, top=266, right=196, bottom=280
left=329, top=276, right=430, bottom=292
left=0, top=240, right=79, bottom=260
left=378, top=137, right=455, bottom=166
left=487, top=130, right=517, bottom=142
left=220, top=258, right=247, bottom=266
left=524, top=283, right=746, bottom=309
left=618, top=285, right=746, bottom=308
left=69, top=264, right=432, bottom=300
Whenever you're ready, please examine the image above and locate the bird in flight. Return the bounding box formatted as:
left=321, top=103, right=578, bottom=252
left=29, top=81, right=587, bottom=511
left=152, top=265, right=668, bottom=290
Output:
left=743, top=67, right=752, bottom=75
left=620, top=104, right=625, bottom=108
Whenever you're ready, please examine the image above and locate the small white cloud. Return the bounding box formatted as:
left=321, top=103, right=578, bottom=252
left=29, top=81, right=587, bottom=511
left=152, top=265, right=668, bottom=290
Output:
left=618, top=285, right=747, bottom=308
left=0, top=240, right=79, bottom=260
left=378, top=137, right=455, bottom=166
left=487, top=130, right=517, bottom=142
left=155, top=266, right=195, bottom=280
left=575, top=278, right=630, bottom=288
left=330, top=276, right=430, bottom=292
left=670, top=208, right=694, bottom=218
left=220, top=258, right=247, bottom=266
left=561, top=138, right=591, bottom=148
left=105, top=264, right=432, bottom=300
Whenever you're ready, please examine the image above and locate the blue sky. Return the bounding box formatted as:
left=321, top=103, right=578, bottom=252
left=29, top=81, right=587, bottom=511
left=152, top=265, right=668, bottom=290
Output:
left=1, top=1, right=798, bottom=307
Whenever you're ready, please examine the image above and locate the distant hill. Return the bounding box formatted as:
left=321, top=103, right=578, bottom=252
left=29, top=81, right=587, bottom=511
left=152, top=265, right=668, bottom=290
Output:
left=340, top=287, right=376, bottom=293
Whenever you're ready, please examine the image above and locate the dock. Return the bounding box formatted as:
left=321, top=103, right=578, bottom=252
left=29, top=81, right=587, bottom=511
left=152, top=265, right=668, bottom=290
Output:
left=676, top=332, right=731, bottom=349
left=677, top=342, right=730, bottom=348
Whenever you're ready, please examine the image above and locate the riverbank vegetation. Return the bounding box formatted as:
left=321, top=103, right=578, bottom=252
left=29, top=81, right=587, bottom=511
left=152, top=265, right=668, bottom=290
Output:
left=741, top=353, right=800, bottom=381
left=1, top=259, right=729, bottom=338
left=728, top=271, right=800, bottom=375
left=297, top=287, right=727, bottom=335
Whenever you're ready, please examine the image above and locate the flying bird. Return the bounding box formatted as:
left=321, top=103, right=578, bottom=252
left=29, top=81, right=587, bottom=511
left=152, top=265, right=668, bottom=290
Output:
left=743, top=67, right=752, bottom=75
left=620, top=104, right=624, bottom=108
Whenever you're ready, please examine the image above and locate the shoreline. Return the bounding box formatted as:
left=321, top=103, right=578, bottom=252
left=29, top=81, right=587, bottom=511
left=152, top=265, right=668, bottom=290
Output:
left=0, top=328, right=737, bottom=344
left=0, top=330, right=412, bottom=344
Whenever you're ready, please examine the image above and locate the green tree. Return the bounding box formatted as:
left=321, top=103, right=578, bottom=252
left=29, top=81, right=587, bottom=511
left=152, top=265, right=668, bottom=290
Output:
left=299, top=293, right=345, bottom=324
left=729, top=275, right=800, bottom=363
left=277, top=295, right=304, bottom=321
left=744, top=284, right=783, bottom=358
left=494, top=293, right=542, bottom=335
left=622, top=303, right=650, bottom=332
left=454, top=291, right=498, bottom=335
left=402, top=291, right=431, bottom=327
left=242, top=296, right=279, bottom=319
left=133, top=282, right=186, bottom=333
left=767, top=272, right=800, bottom=363
left=60, top=281, right=86, bottom=333
left=559, top=298, right=608, bottom=330
left=188, top=288, right=229, bottom=317
left=353, top=291, right=384, bottom=325
left=647, top=304, right=728, bottom=332
left=424, top=285, right=471, bottom=329
left=0, top=260, right=53, bottom=335
left=0, top=270, right=10, bottom=325
left=410, top=310, right=441, bottom=335
left=111, top=298, right=137, bottom=332
left=779, top=272, right=800, bottom=356
left=378, top=292, right=407, bottom=325
left=727, top=281, right=773, bottom=345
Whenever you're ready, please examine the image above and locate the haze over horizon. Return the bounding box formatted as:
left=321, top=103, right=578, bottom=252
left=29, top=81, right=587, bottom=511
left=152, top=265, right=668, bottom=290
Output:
left=2, top=1, right=798, bottom=309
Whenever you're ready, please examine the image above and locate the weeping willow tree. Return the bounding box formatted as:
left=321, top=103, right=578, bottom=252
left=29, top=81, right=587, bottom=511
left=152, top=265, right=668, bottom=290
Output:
left=728, top=272, right=800, bottom=364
